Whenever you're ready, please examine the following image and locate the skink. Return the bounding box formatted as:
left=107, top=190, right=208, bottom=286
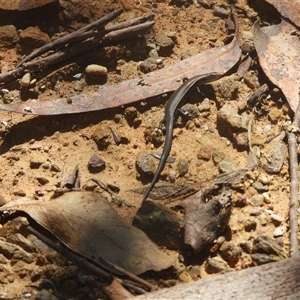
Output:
left=142, top=73, right=222, bottom=201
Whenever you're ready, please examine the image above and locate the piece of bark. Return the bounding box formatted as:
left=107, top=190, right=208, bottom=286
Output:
left=133, top=257, right=300, bottom=299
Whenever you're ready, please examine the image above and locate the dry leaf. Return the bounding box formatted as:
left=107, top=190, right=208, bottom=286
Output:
left=0, top=9, right=241, bottom=115
left=265, top=0, right=300, bottom=27
left=0, top=0, right=55, bottom=10
left=253, top=20, right=300, bottom=112
left=0, top=191, right=175, bottom=275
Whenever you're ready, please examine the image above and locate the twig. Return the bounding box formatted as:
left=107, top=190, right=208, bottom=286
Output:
left=0, top=11, right=154, bottom=85
left=26, top=225, right=153, bottom=292
left=287, top=91, right=300, bottom=258
left=16, top=8, right=124, bottom=67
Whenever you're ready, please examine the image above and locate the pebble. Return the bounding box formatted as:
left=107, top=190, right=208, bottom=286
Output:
left=213, top=5, right=229, bottom=18
left=248, top=194, right=264, bottom=207
left=124, top=106, right=138, bottom=124
left=87, top=153, right=105, bottom=172
left=262, top=192, right=271, bottom=204
left=85, top=64, right=107, bottom=76
left=19, top=26, right=51, bottom=48
left=74, top=80, right=84, bottom=92
left=212, top=148, right=225, bottom=164
left=92, top=124, right=111, bottom=150
left=271, top=213, right=284, bottom=226
left=198, top=98, right=211, bottom=112
left=176, top=158, right=188, bottom=177
left=0, top=25, right=19, bottom=47
left=273, top=226, right=285, bottom=237
left=251, top=236, right=285, bottom=259
left=252, top=181, right=269, bottom=192
left=178, top=271, right=193, bottom=282
left=218, top=157, right=239, bottom=173
left=244, top=219, right=257, bottom=232
left=219, top=242, right=241, bottom=267
left=251, top=253, right=281, bottom=265
left=36, top=177, right=50, bottom=185
left=136, top=151, right=156, bottom=176
left=6, top=233, right=37, bottom=253
left=197, top=145, right=213, bottom=161
left=155, top=32, right=174, bottom=53
left=20, top=73, right=31, bottom=88
left=30, top=153, right=46, bottom=169
left=205, top=257, right=228, bottom=274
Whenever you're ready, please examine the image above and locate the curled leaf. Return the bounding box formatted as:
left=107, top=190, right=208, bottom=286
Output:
left=0, top=191, right=175, bottom=275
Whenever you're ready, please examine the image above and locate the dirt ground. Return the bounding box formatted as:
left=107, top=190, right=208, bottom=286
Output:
left=0, top=0, right=295, bottom=299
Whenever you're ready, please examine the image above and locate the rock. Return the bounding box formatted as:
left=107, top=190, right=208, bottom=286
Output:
left=251, top=253, right=282, bottom=265
left=3, top=90, right=20, bottom=104
left=124, top=106, right=138, bottom=124
left=219, top=242, right=241, bottom=267
left=218, top=157, right=239, bottom=173
left=19, top=26, right=51, bottom=50
left=92, top=124, right=111, bottom=150
left=35, top=289, right=58, bottom=300
left=136, top=151, right=156, bottom=176
left=271, top=214, right=284, bottom=226
left=177, top=158, right=188, bottom=177
left=244, top=219, right=257, bottom=232
left=20, top=73, right=31, bottom=88
left=36, top=177, right=50, bottom=185
left=0, top=240, right=33, bottom=264
left=139, top=57, right=160, bottom=73
left=212, top=148, right=225, bottom=164
left=155, top=32, right=174, bottom=55
left=0, top=25, right=19, bottom=47
left=273, top=226, right=285, bottom=237
left=251, top=236, right=286, bottom=259
left=85, top=64, right=107, bottom=76
left=74, top=80, right=84, bottom=92
left=205, top=257, right=228, bottom=274
left=6, top=233, right=37, bottom=253
left=87, top=153, right=105, bottom=173
left=30, top=153, right=46, bottom=168
left=133, top=200, right=187, bottom=250
left=197, top=145, right=213, bottom=161
left=198, top=98, right=211, bottom=112
left=248, top=194, right=264, bottom=207
left=178, top=271, right=193, bottom=283
left=213, top=5, right=229, bottom=18
left=252, top=181, right=269, bottom=192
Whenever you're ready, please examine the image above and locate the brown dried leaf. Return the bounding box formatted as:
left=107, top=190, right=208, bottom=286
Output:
left=0, top=191, right=175, bottom=275
left=0, top=9, right=241, bottom=115
left=265, top=0, right=300, bottom=27
left=0, top=0, right=55, bottom=10
left=183, top=187, right=231, bottom=253
left=253, top=20, right=300, bottom=112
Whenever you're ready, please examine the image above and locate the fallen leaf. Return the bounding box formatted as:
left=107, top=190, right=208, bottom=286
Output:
left=183, top=187, right=231, bottom=253
left=0, top=191, right=175, bottom=275
left=265, top=0, right=300, bottom=27
left=0, top=0, right=55, bottom=10
left=253, top=20, right=300, bottom=112
left=0, top=8, right=241, bottom=115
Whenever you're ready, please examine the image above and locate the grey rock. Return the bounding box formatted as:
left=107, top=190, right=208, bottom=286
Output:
left=177, top=158, right=189, bottom=177
left=253, top=181, right=269, bottom=192
left=251, top=253, right=282, bottom=265
left=244, top=219, right=257, bottom=232
left=251, top=236, right=286, bottom=259
left=136, top=151, right=156, bottom=176
left=0, top=240, right=33, bottom=263
left=248, top=194, right=264, bottom=207
left=213, top=6, right=229, bottom=18
left=205, top=257, right=228, bottom=274
left=87, top=153, right=105, bottom=173
left=218, top=157, right=239, bottom=173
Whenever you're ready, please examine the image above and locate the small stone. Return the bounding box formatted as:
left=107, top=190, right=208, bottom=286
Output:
left=213, top=5, right=229, bottom=18
left=244, top=219, right=257, bottom=232
left=178, top=271, right=193, bottom=282
left=36, top=177, right=50, bottom=185
left=136, top=151, right=156, bottom=176
left=219, top=242, right=241, bottom=267
left=251, top=253, right=281, bottom=265
left=0, top=25, right=19, bottom=47
left=50, top=164, right=61, bottom=172
left=124, top=106, right=138, bottom=124
left=88, top=153, right=105, bottom=172
left=273, top=226, right=285, bottom=237
left=259, top=213, right=270, bottom=226
left=6, top=233, right=37, bottom=253
left=92, top=124, right=111, bottom=150
left=205, top=257, right=228, bottom=274
left=13, top=190, right=26, bottom=197
left=248, top=194, right=264, bottom=207
left=268, top=108, right=283, bottom=122
left=30, top=153, right=46, bottom=168
left=218, top=157, right=239, bottom=173
left=19, top=26, right=51, bottom=49
left=252, top=181, right=269, bottom=192
left=251, top=236, right=285, bottom=258
left=262, top=192, right=271, bottom=204
left=198, top=98, right=211, bottom=112
left=74, top=80, right=84, bottom=92
left=271, top=214, right=284, bottom=226
left=177, top=158, right=188, bottom=177
left=197, top=145, right=213, bottom=161
left=155, top=32, right=174, bottom=54
left=212, top=148, right=225, bottom=164
left=85, top=64, right=107, bottom=76
left=20, top=73, right=31, bottom=88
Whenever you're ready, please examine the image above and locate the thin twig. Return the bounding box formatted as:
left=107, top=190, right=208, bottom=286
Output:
left=287, top=90, right=300, bottom=258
